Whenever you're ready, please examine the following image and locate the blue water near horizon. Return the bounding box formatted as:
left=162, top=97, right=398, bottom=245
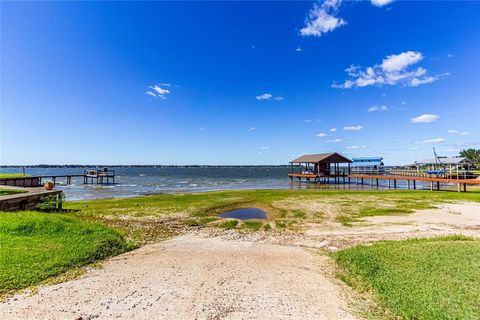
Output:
left=1, top=166, right=434, bottom=200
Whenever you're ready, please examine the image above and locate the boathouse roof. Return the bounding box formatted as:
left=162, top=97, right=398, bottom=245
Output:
left=414, top=157, right=469, bottom=165
left=289, top=152, right=352, bottom=164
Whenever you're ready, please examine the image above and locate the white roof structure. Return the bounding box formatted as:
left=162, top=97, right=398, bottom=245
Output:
left=414, top=157, right=470, bottom=165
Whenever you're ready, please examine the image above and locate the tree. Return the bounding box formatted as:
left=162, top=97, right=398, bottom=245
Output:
left=459, top=149, right=480, bottom=169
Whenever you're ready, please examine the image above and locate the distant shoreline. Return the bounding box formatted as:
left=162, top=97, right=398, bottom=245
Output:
left=1, top=164, right=291, bottom=168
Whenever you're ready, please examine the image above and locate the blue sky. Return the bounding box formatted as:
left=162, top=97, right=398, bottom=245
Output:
left=1, top=0, right=479, bottom=165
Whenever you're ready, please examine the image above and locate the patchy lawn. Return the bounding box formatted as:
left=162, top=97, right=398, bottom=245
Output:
left=0, top=211, right=132, bottom=297
left=334, top=236, right=480, bottom=319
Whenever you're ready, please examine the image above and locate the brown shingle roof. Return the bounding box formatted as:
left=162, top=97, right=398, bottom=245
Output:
left=289, top=152, right=352, bottom=163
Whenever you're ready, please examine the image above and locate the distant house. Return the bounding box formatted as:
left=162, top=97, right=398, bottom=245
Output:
left=351, top=157, right=384, bottom=174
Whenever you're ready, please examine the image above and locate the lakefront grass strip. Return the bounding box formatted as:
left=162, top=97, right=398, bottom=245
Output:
left=0, top=174, right=31, bottom=179
left=0, top=211, right=132, bottom=296
left=65, top=189, right=480, bottom=236
left=0, top=188, right=26, bottom=196
left=334, top=236, right=480, bottom=320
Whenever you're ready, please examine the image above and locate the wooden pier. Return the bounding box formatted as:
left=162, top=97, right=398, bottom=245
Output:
left=0, top=168, right=116, bottom=187
left=348, top=174, right=480, bottom=192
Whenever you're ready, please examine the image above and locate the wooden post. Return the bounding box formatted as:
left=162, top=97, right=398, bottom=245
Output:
left=413, top=180, right=416, bottom=190
left=376, top=178, right=379, bottom=187
left=393, top=179, right=397, bottom=189
left=407, top=180, right=410, bottom=190
left=437, top=181, right=440, bottom=191
left=430, top=181, right=433, bottom=191
left=463, top=183, right=466, bottom=192
left=458, top=183, right=461, bottom=192
left=388, top=179, right=391, bottom=189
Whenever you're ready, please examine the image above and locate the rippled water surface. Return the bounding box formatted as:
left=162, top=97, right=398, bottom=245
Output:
left=1, top=166, right=436, bottom=200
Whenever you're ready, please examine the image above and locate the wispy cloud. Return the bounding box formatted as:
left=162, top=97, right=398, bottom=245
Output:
left=332, top=51, right=448, bottom=89
left=347, top=145, right=366, bottom=149
left=330, top=128, right=337, bottom=132
left=371, top=0, right=394, bottom=7
left=248, top=127, right=256, bottom=132
left=416, top=138, right=445, bottom=144
left=256, top=93, right=284, bottom=101
left=448, top=129, right=470, bottom=136
left=410, top=114, right=439, bottom=123
left=316, top=133, right=328, bottom=137
left=295, top=46, right=303, bottom=52
left=368, top=105, right=388, bottom=112
left=327, top=138, right=343, bottom=143
left=145, top=83, right=171, bottom=99
left=300, top=0, right=346, bottom=37
left=344, top=125, right=363, bottom=131
left=256, top=93, right=272, bottom=101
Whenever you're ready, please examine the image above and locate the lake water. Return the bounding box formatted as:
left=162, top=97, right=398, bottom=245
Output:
left=0, top=166, right=436, bottom=200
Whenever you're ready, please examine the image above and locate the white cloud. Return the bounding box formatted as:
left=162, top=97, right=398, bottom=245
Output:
left=368, top=104, right=388, bottom=112
left=304, top=119, right=313, bottom=123
left=248, top=127, right=256, bottom=131
left=330, top=128, right=337, bottom=132
left=296, top=46, right=303, bottom=52
left=344, top=125, right=363, bottom=131
left=327, top=138, right=343, bottom=143
left=256, top=93, right=273, bottom=101
left=410, top=114, right=439, bottom=123
left=347, top=145, right=366, bottom=149
left=460, top=132, right=470, bottom=136
left=448, top=129, right=459, bottom=134
left=447, top=53, right=454, bottom=58
left=382, top=51, right=422, bottom=72
left=300, top=0, right=346, bottom=37
left=316, top=133, right=327, bottom=137
left=417, top=138, right=445, bottom=144
left=333, top=51, right=448, bottom=89
left=371, top=0, right=394, bottom=7
left=449, top=130, right=470, bottom=136
left=256, top=93, right=284, bottom=101
left=146, top=83, right=171, bottom=99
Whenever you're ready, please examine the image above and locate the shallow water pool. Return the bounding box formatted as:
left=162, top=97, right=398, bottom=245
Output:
left=219, top=207, right=267, bottom=220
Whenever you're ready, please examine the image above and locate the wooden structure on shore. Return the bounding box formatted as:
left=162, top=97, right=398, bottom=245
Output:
left=288, top=152, right=352, bottom=183
left=0, top=187, right=63, bottom=211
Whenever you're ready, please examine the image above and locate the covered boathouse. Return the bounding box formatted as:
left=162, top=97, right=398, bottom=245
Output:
left=288, top=152, right=352, bottom=183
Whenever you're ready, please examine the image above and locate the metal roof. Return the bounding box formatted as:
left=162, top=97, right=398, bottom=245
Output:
left=352, top=161, right=383, bottom=166
left=290, top=152, right=352, bottom=164
left=414, top=157, right=469, bottom=165
left=352, top=157, right=383, bottom=162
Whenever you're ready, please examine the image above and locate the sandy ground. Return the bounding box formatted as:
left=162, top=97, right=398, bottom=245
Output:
left=1, top=202, right=479, bottom=320
left=0, top=235, right=358, bottom=320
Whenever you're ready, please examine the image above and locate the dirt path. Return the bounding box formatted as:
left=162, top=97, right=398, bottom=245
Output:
left=0, top=235, right=358, bottom=320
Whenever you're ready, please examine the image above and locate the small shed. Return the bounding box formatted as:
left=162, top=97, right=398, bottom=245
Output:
left=289, top=152, right=352, bottom=180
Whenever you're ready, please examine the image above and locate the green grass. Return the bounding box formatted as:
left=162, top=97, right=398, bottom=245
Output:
left=65, top=189, right=480, bottom=235
left=0, top=188, right=26, bottom=196
left=0, top=211, right=132, bottom=296
left=217, top=220, right=239, bottom=229
left=334, top=236, right=480, bottom=320
left=239, top=219, right=264, bottom=230
left=0, top=173, right=31, bottom=179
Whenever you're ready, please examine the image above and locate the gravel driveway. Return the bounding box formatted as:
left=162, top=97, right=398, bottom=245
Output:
left=0, top=235, right=358, bottom=320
